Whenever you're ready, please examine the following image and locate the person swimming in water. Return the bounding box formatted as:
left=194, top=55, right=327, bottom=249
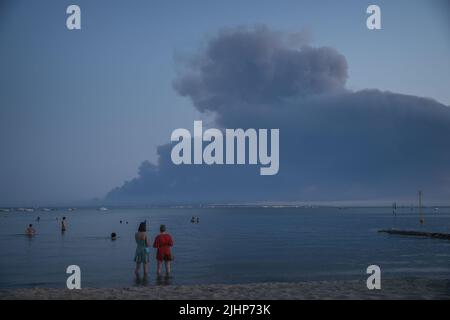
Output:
left=190, top=217, right=195, bottom=223
left=153, top=224, right=174, bottom=277
left=26, top=224, right=36, bottom=236
left=111, top=232, right=117, bottom=240
left=134, top=222, right=150, bottom=277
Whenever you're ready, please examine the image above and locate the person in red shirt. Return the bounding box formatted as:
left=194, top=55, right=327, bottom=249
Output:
left=153, top=224, right=174, bottom=277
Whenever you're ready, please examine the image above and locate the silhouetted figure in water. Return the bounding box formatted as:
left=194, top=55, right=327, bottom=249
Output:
left=111, top=232, right=117, bottom=241
left=61, top=217, right=67, bottom=232
left=153, top=224, right=174, bottom=278
left=134, top=222, right=150, bottom=277
left=196, top=217, right=200, bottom=223
left=191, top=217, right=195, bottom=223
left=120, top=220, right=122, bottom=224
left=26, top=224, right=36, bottom=236
left=36, top=216, right=40, bottom=222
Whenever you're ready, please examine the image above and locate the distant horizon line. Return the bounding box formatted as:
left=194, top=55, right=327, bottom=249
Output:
left=2, top=201, right=450, bottom=210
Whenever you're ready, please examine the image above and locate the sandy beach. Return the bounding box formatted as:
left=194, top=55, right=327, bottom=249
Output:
left=1, top=278, right=449, bottom=300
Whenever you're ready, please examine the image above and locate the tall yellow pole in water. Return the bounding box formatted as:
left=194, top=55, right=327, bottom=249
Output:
left=419, top=190, right=424, bottom=224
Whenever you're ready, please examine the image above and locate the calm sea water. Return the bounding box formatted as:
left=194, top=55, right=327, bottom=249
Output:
left=0, top=207, right=449, bottom=288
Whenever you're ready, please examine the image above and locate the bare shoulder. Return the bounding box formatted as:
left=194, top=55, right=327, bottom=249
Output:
left=136, top=231, right=146, bottom=240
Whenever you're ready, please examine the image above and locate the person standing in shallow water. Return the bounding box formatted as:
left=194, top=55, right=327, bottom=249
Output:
left=61, top=217, right=67, bottom=232
left=153, top=224, right=174, bottom=277
left=134, top=222, right=150, bottom=277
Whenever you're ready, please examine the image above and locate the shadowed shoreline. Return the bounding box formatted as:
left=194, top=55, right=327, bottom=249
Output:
left=1, top=278, right=449, bottom=300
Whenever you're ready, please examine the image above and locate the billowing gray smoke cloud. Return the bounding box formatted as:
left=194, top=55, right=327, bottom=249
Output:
left=173, top=26, right=348, bottom=124
left=106, top=26, right=450, bottom=204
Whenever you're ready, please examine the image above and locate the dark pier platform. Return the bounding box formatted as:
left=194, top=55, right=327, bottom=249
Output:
left=378, top=229, right=450, bottom=240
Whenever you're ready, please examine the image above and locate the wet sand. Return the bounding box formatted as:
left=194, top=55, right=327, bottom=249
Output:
left=1, top=278, right=449, bottom=300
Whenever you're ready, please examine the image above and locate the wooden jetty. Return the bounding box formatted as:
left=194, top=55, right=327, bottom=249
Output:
left=379, top=229, right=450, bottom=240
